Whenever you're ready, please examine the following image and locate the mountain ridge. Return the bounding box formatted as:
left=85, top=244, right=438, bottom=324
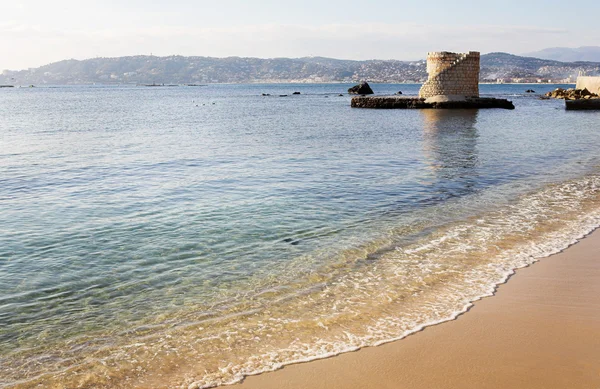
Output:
left=2, top=52, right=599, bottom=85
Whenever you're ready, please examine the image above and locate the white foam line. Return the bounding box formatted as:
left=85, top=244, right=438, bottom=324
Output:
left=187, top=215, right=600, bottom=389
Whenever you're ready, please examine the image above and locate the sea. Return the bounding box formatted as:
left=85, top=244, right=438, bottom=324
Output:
left=1, top=83, right=599, bottom=388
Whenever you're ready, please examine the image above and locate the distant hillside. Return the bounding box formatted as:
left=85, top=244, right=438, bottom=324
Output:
left=524, top=46, right=600, bottom=63
left=0, top=56, right=425, bottom=85
left=479, top=52, right=600, bottom=82
left=2, top=53, right=599, bottom=85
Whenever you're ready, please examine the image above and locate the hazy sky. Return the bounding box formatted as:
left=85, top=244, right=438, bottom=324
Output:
left=2, top=0, right=599, bottom=70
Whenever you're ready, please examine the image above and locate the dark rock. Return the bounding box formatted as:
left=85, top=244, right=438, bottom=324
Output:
left=338, top=94, right=344, bottom=96
left=395, top=91, right=403, bottom=95
left=348, top=81, right=374, bottom=95
left=292, top=91, right=301, bottom=95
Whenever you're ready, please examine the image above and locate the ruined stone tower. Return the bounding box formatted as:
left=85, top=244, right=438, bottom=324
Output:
left=419, top=51, right=480, bottom=99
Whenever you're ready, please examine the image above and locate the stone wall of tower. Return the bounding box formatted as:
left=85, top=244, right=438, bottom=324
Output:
left=419, top=51, right=480, bottom=99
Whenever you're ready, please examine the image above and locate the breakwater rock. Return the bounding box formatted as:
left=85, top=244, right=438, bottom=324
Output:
left=545, top=88, right=599, bottom=100
left=351, top=96, right=515, bottom=110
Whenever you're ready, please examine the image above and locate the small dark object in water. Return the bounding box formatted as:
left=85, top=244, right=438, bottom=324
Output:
left=279, top=95, right=288, bottom=97
left=292, top=92, right=301, bottom=95
left=396, top=91, right=403, bottom=95
left=338, top=94, right=344, bottom=97
left=290, top=240, right=300, bottom=246
left=262, top=93, right=270, bottom=96
left=325, top=96, right=329, bottom=98
left=144, top=83, right=177, bottom=87
left=525, top=89, right=535, bottom=93
left=282, top=238, right=294, bottom=243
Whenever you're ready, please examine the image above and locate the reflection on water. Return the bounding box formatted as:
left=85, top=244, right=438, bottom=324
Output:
left=421, top=109, right=479, bottom=198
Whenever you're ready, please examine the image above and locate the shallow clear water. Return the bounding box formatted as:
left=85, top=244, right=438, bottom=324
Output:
left=1, top=83, right=600, bottom=388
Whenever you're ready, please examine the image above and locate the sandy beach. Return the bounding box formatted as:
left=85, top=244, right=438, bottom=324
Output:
left=237, top=228, right=600, bottom=389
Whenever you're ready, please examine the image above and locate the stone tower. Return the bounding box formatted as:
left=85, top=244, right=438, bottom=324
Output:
left=419, top=51, right=480, bottom=99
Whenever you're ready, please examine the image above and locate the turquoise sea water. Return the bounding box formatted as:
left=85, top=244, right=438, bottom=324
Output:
left=1, top=84, right=600, bottom=388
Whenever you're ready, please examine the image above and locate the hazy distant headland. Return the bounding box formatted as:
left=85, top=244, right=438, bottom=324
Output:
left=524, top=46, right=600, bottom=63
left=2, top=52, right=600, bottom=85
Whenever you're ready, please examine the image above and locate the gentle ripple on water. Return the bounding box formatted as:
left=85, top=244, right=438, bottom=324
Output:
left=0, top=83, right=600, bottom=388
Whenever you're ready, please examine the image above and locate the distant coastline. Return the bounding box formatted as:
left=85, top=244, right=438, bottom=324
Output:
left=1, top=52, right=597, bottom=86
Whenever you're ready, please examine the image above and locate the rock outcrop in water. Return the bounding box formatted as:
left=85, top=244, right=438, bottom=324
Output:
left=545, top=88, right=599, bottom=100
left=544, top=87, right=600, bottom=110
left=348, top=82, right=374, bottom=95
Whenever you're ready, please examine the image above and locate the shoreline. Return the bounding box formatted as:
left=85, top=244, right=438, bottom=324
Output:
left=235, top=227, right=600, bottom=389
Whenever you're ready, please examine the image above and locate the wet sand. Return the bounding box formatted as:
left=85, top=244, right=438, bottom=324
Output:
left=237, top=229, right=600, bottom=389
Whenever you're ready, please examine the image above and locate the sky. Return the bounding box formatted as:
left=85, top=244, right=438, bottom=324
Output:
left=2, top=0, right=600, bottom=70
